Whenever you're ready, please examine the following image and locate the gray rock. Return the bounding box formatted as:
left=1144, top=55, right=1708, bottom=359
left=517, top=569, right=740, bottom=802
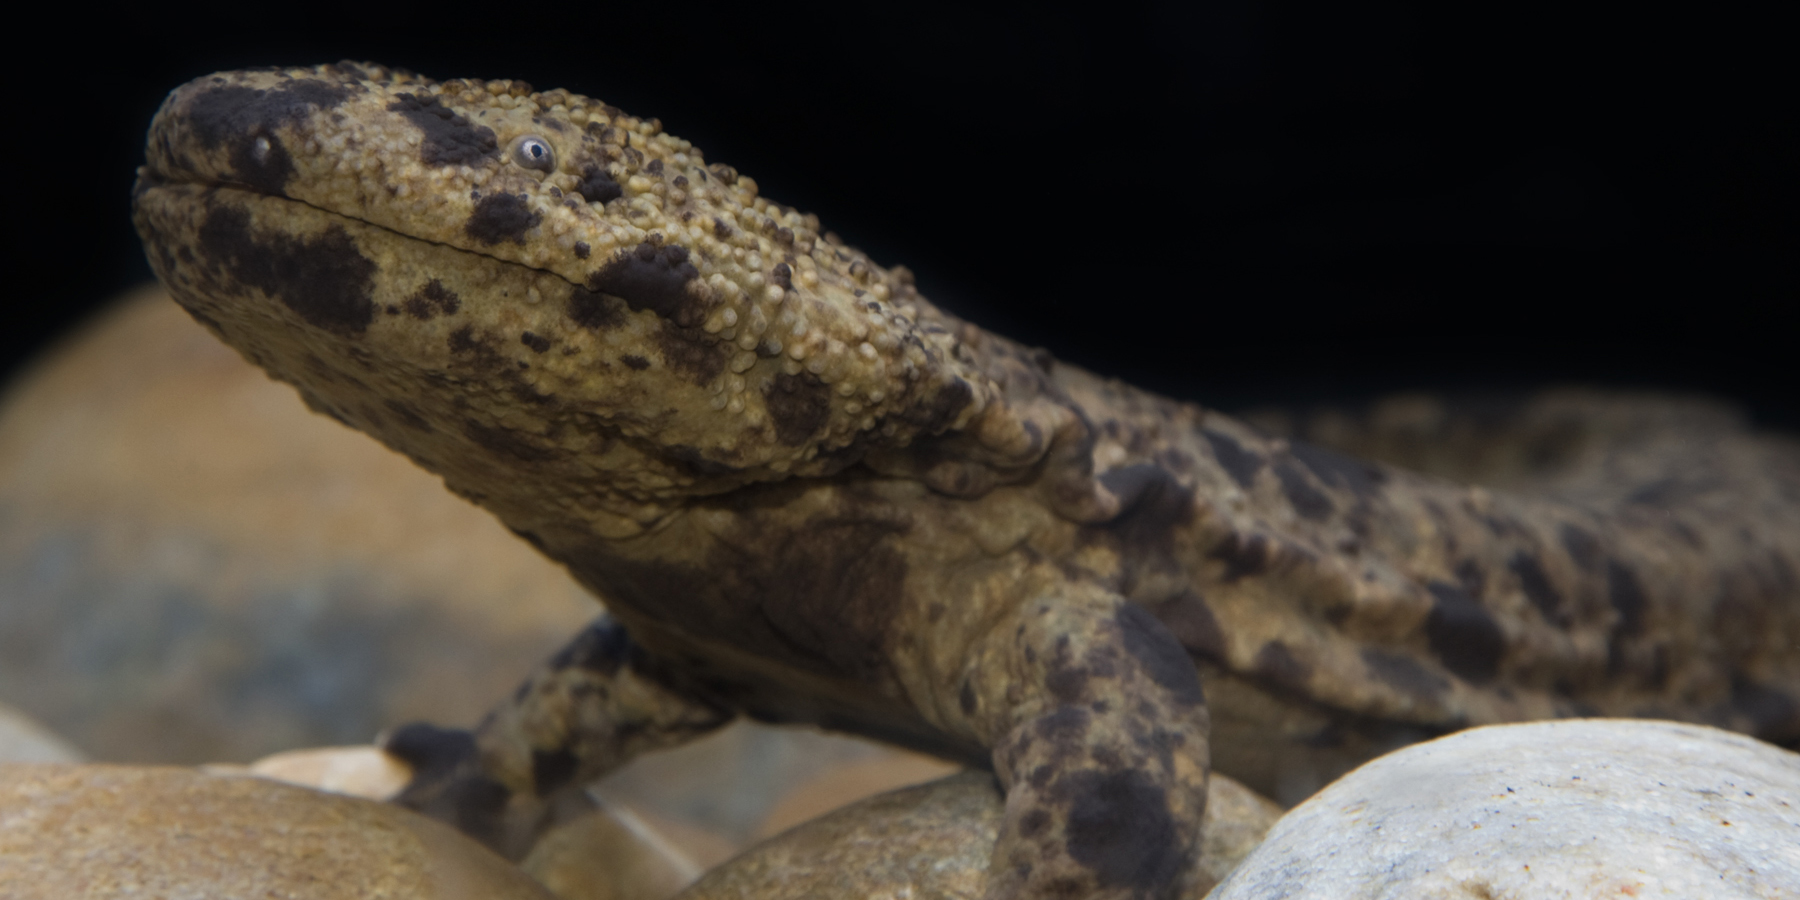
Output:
left=1210, top=719, right=1800, bottom=900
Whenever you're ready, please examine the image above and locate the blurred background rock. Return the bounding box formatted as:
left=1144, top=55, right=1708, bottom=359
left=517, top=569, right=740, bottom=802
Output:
left=0, top=286, right=596, bottom=763
left=0, top=287, right=961, bottom=866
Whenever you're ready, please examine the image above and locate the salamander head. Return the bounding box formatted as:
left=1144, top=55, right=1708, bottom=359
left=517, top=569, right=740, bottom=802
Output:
left=134, top=63, right=1022, bottom=536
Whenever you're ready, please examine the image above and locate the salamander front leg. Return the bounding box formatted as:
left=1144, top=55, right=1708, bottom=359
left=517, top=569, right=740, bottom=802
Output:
left=958, top=587, right=1211, bottom=900
left=384, top=615, right=733, bottom=859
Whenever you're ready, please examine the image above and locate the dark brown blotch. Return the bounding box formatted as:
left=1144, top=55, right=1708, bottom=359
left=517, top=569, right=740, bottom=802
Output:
left=388, top=93, right=499, bottom=166
left=402, top=279, right=460, bottom=320
left=1057, top=769, right=1183, bottom=892
left=1426, top=581, right=1504, bottom=683
left=1201, top=428, right=1264, bottom=489
left=519, top=332, right=551, bottom=353
left=1116, top=604, right=1204, bottom=706
left=447, top=325, right=502, bottom=367
left=196, top=205, right=375, bottom=335
left=575, top=165, right=623, bottom=204
left=1150, top=590, right=1226, bottom=662
left=588, top=241, right=702, bottom=325
left=465, top=193, right=541, bottom=245
left=1045, top=658, right=1091, bottom=704
left=1274, top=461, right=1334, bottom=520
left=765, top=371, right=832, bottom=445
left=1607, top=560, right=1648, bottom=635
left=1209, top=531, right=1273, bottom=582
left=1508, top=553, right=1565, bottom=624
left=1099, top=464, right=1187, bottom=521
left=620, top=354, right=650, bottom=370
left=896, top=376, right=974, bottom=434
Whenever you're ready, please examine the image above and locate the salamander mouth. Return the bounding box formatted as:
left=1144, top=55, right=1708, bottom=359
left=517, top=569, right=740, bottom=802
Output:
left=137, top=179, right=453, bottom=338
left=135, top=156, right=581, bottom=302
left=137, top=164, right=718, bottom=377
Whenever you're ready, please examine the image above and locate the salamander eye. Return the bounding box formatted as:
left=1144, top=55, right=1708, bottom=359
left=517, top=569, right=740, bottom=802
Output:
left=510, top=135, right=556, bottom=172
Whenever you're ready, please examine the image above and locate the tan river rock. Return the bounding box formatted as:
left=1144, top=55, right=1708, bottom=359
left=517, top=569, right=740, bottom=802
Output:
left=681, top=770, right=1283, bottom=899
left=0, top=763, right=555, bottom=899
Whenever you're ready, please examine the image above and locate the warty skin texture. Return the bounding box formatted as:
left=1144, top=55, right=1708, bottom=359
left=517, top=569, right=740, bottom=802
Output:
left=134, top=63, right=1800, bottom=899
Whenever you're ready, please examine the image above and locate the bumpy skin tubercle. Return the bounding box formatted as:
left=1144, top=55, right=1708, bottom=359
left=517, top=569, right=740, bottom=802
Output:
left=134, top=63, right=1800, bottom=898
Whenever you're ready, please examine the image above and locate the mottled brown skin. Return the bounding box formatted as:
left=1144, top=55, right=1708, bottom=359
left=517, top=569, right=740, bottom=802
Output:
left=133, top=63, right=1800, bottom=898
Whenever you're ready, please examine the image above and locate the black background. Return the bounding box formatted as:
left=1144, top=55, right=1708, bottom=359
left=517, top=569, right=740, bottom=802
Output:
left=13, top=2, right=1796, bottom=427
